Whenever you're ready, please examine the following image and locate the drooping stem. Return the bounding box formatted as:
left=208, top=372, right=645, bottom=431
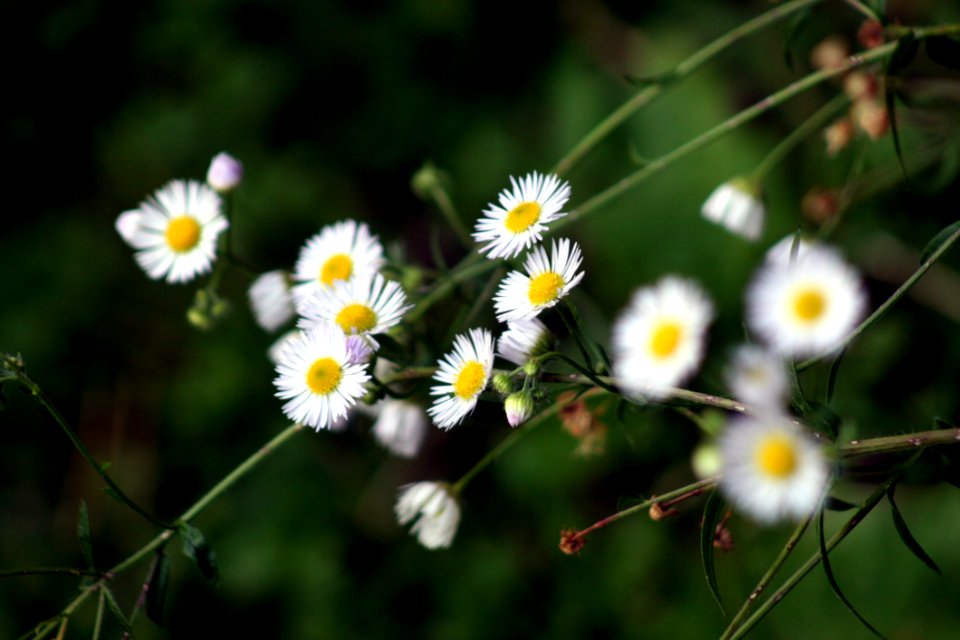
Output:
left=551, top=0, right=826, bottom=176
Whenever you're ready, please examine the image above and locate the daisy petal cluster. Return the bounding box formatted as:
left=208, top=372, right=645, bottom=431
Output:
left=299, top=272, right=411, bottom=338
left=494, top=238, right=584, bottom=322
left=249, top=270, right=296, bottom=332
left=473, top=172, right=571, bottom=259
left=117, top=179, right=228, bottom=284
left=428, top=328, right=495, bottom=429
left=611, top=276, right=714, bottom=400
left=395, top=482, right=460, bottom=550
left=292, top=220, right=385, bottom=312
left=719, top=414, right=830, bottom=524
left=496, top=318, right=553, bottom=366
left=746, top=244, right=867, bottom=358
left=273, top=323, right=370, bottom=430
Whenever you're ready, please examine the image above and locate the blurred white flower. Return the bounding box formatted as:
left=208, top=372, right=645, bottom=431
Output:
left=249, top=270, right=295, bottom=332
left=206, top=152, right=244, bottom=193
left=701, top=178, right=764, bottom=241
left=395, top=482, right=461, bottom=550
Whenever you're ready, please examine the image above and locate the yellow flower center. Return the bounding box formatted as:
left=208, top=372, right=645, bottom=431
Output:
left=305, top=357, right=342, bottom=395
left=649, top=321, right=683, bottom=359
left=336, top=303, right=377, bottom=334
left=454, top=361, right=486, bottom=399
left=527, top=272, right=564, bottom=306
left=320, top=253, right=353, bottom=286
left=755, top=436, right=797, bottom=478
left=504, top=202, right=542, bottom=233
left=792, top=288, right=826, bottom=323
left=165, top=216, right=201, bottom=253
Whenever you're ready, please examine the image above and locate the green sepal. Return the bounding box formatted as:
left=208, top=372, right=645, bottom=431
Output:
left=700, top=490, right=726, bottom=614
left=102, top=587, right=134, bottom=635
left=146, top=550, right=170, bottom=625
left=179, top=523, right=220, bottom=583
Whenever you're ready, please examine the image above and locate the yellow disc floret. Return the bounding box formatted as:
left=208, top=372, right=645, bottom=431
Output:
left=505, top=202, right=542, bottom=233
left=792, top=288, right=826, bottom=323
left=755, top=436, right=797, bottom=478
left=527, top=272, right=564, bottom=306
left=336, top=303, right=377, bottom=334
left=165, top=216, right=201, bottom=253
left=320, top=254, right=353, bottom=285
left=649, top=321, right=683, bottom=359
left=454, top=361, right=486, bottom=399
left=306, top=357, right=343, bottom=395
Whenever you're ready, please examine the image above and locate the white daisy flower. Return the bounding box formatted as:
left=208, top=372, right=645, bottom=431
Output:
left=120, top=180, right=228, bottom=284
left=725, top=344, right=789, bottom=409
left=611, top=276, right=714, bottom=400
left=298, top=272, right=411, bottom=338
left=395, top=482, right=461, bottom=550
left=206, top=152, right=243, bottom=193
left=701, top=178, right=765, bottom=241
left=249, top=270, right=295, bottom=332
left=371, top=399, right=428, bottom=458
left=428, top=328, right=495, bottom=430
left=496, top=318, right=553, bottom=366
left=273, top=323, right=370, bottom=430
left=746, top=245, right=867, bottom=358
left=473, top=172, right=571, bottom=259
left=291, top=220, right=385, bottom=312
left=493, top=238, right=585, bottom=322
left=719, top=414, right=830, bottom=524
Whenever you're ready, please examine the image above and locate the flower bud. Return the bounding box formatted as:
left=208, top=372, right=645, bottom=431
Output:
left=810, top=36, right=848, bottom=71
left=492, top=372, right=516, bottom=395
left=206, top=152, right=244, bottom=193
left=843, top=71, right=878, bottom=102
left=700, top=177, right=764, bottom=240
left=857, top=19, right=885, bottom=50
left=802, top=188, right=840, bottom=224
left=411, top=162, right=444, bottom=199
left=504, top=392, right=534, bottom=427
left=853, top=99, right=889, bottom=139
left=823, top=118, right=854, bottom=156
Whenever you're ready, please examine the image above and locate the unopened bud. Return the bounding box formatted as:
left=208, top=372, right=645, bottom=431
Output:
left=492, top=373, right=515, bottom=395
left=802, top=188, right=840, bottom=224
left=559, top=529, right=585, bottom=556
left=857, top=19, right=885, bottom=50
left=823, top=118, right=854, bottom=156
left=504, top=392, right=534, bottom=427
left=411, top=162, right=444, bottom=199
left=810, top=36, right=848, bottom=71
left=853, top=99, right=889, bottom=139
left=691, top=442, right=722, bottom=480
left=206, top=152, right=243, bottom=193
left=843, top=71, right=878, bottom=102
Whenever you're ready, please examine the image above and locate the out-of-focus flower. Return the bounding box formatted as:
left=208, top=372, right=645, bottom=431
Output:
left=700, top=178, right=765, bottom=240
left=206, top=152, right=244, bottom=193
left=395, top=482, right=460, bottom=550
left=249, top=270, right=295, bottom=332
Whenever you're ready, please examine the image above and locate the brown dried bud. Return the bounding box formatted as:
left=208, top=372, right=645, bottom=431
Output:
left=559, top=529, right=585, bottom=555
left=558, top=391, right=608, bottom=456
left=810, top=36, right=849, bottom=71
left=843, top=71, right=879, bottom=102
left=823, top=118, right=854, bottom=156
left=649, top=502, right=679, bottom=521
left=858, top=19, right=885, bottom=50
left=853, top=99, right=889, bottom=139
left=802, top=188, right=840, bottom=224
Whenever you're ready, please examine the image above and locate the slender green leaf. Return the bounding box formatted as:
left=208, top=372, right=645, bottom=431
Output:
left=782, top=8, right=812, bottom=69
left=179, top=523, right=220, bottom=582
left=700, top=490, right=726, bottom=613
left=920, top=221, right=960, bottom=265
left=623, top=70, right=675, bottom=89
left=884, top=35, right=919, bottom=181
left=77, top=501, right=95, bottom=571
left=824, top=496, right=857, bottom=511
left=102, top=587, right=135, bottom=635
left=824, top=348, right=847, bottom=406
left=926, top=37, right=960, bottom=70
left=818, top=509, right=889, bottom=639
left=146, top=551, right=170, bottom=625
left=887, top=484, right=942, bottom=575
left=803, top=401, right=841, bottom=439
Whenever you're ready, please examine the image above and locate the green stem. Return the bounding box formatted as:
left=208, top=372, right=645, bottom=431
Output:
left=719, top=516, right=812, bottom=640
left=551, top=0, right=825, bottom=176
left=406, top=253, right=497, bottom=323
left=842, top=0, right=879, bottom=20
left=431, top=180, right=473, bottom=249
left=0, top=568, right=100, bottom=579
left=797, top=224, right=960, bottom=371
left=838, top=426, right=960, bottom=457
left=91, top=588, right=105, bottom=640
left=558, top=302, right=597, bottom=373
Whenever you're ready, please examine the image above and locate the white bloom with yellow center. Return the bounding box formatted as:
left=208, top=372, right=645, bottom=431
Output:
left=719, top=414, right=829, bottom=523
left=746, top=245, right=866, bottom=358
left=473, top=172, right=571, bottom=259
left=701, top=178, right=765, bottom=241
left=273, top=323, right=370, bottom=430
left=496, top=318, right=552, bottom=366
left=298, top=272, right=411, bottom=339
left=428, top=328, right=495, bottom=429
left=370, top=399, right=428, bottom=458
left=395, top=481, right=461, bottom=550
left=611, top=276, right=714, bottom=400
left=249, top=270, right=295, bottom=332
left=725, top=344, right=789, bottom=409
left=493, top=238, right=584, bottom=322
left=120, top=179, right=228, bottom=284
left=292, top=220, right=385, bottom=312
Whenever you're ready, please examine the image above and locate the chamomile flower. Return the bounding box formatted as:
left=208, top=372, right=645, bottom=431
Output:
left=395, top=482, right=461, bottom=550
left=701, top=178, right=765, bottom=241
left=496, top=318, right=553, bottom=366
left=371, top=399, right=428, bottom=458
left=428, top=328, right=495, bottom=430
left=120, top=180, right=228, bottom=284
left=611, top=276, right=714, bottom=400
left=298, top=272, right=411, bottom=339
left=248, top=270, right=295, bottom=332
left=725, top=344, right=789, bottom=409
left=273, top=323, right=370, bottom=430
left=473, top=172, right=571, bottom=259
left=292, top=220, right=385, bottom=312
left=719, top=414, right=829, bottom=524
left=493, top=238, right=584, bottom=322
left=746, top=245, right=867, bottom=358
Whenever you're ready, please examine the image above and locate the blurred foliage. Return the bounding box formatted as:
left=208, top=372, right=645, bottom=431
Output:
left=2, top=0, right=960, bottom=638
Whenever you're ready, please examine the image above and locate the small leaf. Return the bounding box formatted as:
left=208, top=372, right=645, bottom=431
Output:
left=77, top=501, right=95, bottom=571
left=818, top=509, right=889, bottom=639
left=887, top=484, right=942, bottom=575
left=887, top=34, right=919, bottom=76
left=920, top=221, right=960, bottom=265
left=824, top=348, right=847, bottom=406
left=700, top=490, right=726, bottom=614
left=146, top=551, right=170, bottom=625
left=782, top=8, right=812, bottom=70
left=926, top=37, right=960, bottom=70
left=179, top=523, right=220, bottom=583
left=884, top=35, right=919, bottom=181
left=102, top=588, right=134, bottom=635
left=824, top=496, right=857, bottom=511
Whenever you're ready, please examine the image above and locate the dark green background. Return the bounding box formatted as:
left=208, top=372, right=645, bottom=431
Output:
left=3, top=0, right=960, bottom=637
